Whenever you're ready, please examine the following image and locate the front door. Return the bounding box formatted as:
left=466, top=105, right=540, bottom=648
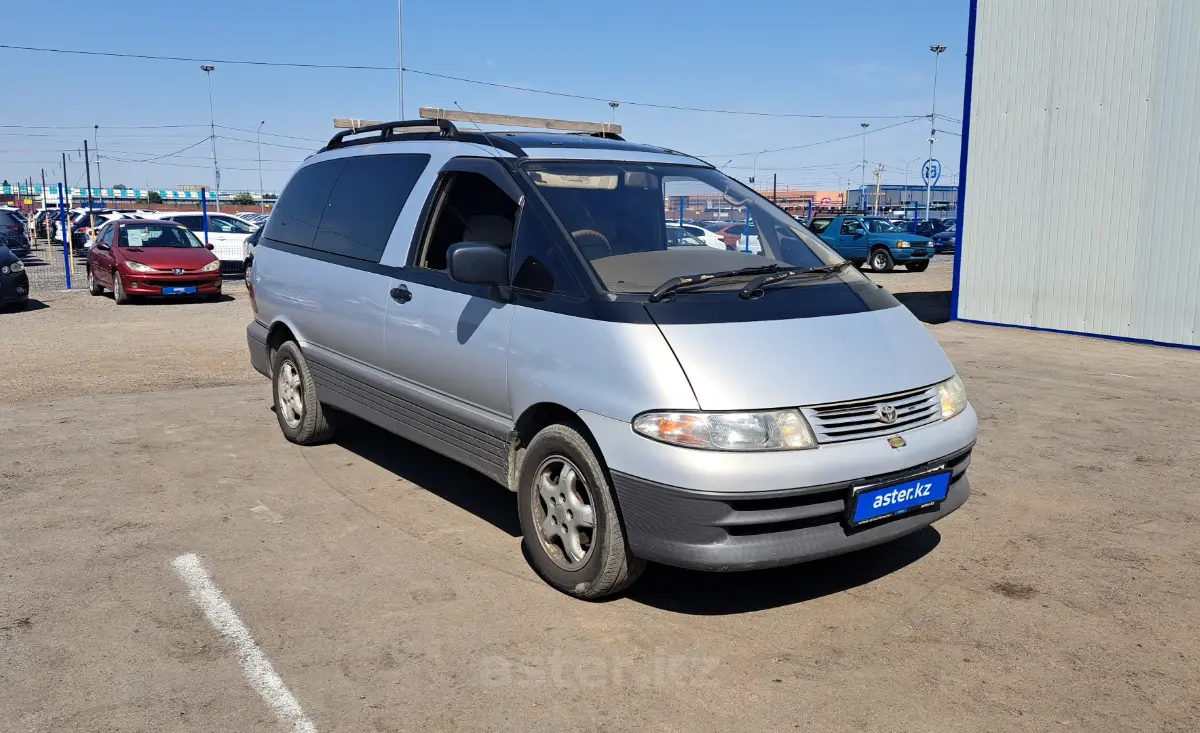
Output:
left=90, top=223, right=117, bottom=287
left=839, top=217, right=869, bottom=260
left=384, top=159, right=521, bottom=423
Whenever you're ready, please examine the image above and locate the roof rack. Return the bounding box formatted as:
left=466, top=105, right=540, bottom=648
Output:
left=323, top=118, right=457, bottom=151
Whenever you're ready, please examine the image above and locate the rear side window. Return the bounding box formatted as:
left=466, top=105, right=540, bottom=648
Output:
left=312, top=154, right=430, bottom=263
left=265, top=159, right=345, bottom=249
left=172, top=215, right=203, bottom=229
left=808, top=218, right=832, bottom=233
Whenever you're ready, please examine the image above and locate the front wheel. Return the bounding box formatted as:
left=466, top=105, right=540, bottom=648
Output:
left=905, top=260, right=930, bottom=272
left=518, top=424, right=644, bottom=599
left=870, top=248, right=895, bottom=272
left=87, top=267, right=104, bottom=295
left=113, top=272, right=131, bottom=304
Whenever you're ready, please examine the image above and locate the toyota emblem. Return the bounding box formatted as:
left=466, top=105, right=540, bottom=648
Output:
left=877, top=405, right=897, bottom=424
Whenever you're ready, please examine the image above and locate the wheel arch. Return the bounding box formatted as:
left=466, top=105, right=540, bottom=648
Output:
left=507, top=402, right=603, bottom=493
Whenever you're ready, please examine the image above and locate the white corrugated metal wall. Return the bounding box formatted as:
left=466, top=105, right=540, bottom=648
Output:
left=957, top=0, right=1200, bottom=347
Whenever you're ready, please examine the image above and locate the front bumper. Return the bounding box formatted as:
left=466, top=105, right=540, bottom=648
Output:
left=122, top=271, right=222, bottom=296
left=0, top=272, right=30, bottom=303
left=612, top=446, right=972, bottom=571
left=893, top=247, right=933, bottom=260
left=247, top=320, right=271, bottom=378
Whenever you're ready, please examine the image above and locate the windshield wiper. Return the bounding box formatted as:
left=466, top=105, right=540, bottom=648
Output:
left=647, top=264, right=784, bottom=303
left=738, top=261, right=853, bottom=299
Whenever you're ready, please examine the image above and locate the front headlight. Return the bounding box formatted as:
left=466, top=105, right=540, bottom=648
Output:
left=125, top=261, right=154, bottom=273
left=9, top=260, right=23, bottom=273
left=896, top=241, right=911, bottom=248
left=633, top=410, right=817, bottom=451
left=200, top=260, right=220, bottom=272
left=938, top=375, right=968, bottom=420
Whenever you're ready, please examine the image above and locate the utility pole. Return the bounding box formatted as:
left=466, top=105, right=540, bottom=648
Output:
left=83, top=139, right=95, bottom=239
left=772, top=173, right=777, bottom=204
left=256, top=120, right=266, bottom=213
left=859, top=122, right=869, bottom=211
left=872, top=165, right=884, bottom=216
left=94, top=125, right=103, bottom=205
left=201, top=64, right=221, bottom=211
left=927, top=45, right=946, bottom=223
left=397, top=0, right=405, bottom=118
left=61, top=152, right=68, bottom=209
left=40, top=169, right=47, bottom=241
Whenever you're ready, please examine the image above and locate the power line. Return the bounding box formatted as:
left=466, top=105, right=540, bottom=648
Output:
left=0, top=43, right=927, bottom=121
left=216, top=134, right=313, bottom=151
left=698, top=117, right=925, bottom=158
left=215, top=125, right=324, bottom=143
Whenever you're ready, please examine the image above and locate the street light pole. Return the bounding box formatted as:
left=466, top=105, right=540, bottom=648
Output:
left=752, top=150, right=767, bottom=189
left=608, top=101, right=619, bottom=133
left=93, top=125, right=103, bottom=205
left=396, top=0, right=405, bottom=118
left=926, top=45, right=946, bottom=223
left=859, top=122, right=869, bottom=211
left=256, top=121, right=266, bottom=213
left=201, top=64, right=221, bottom=211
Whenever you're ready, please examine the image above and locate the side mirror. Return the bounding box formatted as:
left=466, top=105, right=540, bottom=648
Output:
left=447, top=241, right=509, bottom=288
left=96, top=243, right=110, bottom=251
left=205, top=243, right=215, bottom=251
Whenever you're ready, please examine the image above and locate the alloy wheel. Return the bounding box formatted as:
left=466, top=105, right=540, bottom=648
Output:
left=276, top=360, right=304, bottom=429
left=532, top=456, right=596, bottom=570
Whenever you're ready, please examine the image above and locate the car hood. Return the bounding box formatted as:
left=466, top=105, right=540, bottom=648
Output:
left=875, top=233, right=933, bottom=244
left=650, top=303, right=956, bottom=410
left=119, top=247, right=218, bottom=269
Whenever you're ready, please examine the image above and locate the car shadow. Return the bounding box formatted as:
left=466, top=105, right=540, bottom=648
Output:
left=330, top=412, right=521, bottom=537
left=894, top=291, right=951, bottom=324
left=3, top=299, right=48, bottom=313
left=624, top=527, right=941, bottom=614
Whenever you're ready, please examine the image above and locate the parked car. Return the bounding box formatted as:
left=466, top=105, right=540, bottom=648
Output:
left=916, top=218, right=953, bottom=238
left=156, top=212, right=255, bottom=263
left=710, top=221, right=762, bottom=253
left=237, top=212, right=270, bottom=227
left=930, top=220, right=957, bottom=253
left=814, top=215, right=934, bottom=272
left=0, top=244, right=29, bottom=310
left=0, top=211, right=30, bottom=256
left=85, top=220, right=222, bottom=304
left=246, top=119, right=976, bottom=599
left=666, top=222, right=724, bottom=249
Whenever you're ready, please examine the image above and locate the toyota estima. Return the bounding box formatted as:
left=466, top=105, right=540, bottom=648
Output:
left=246, top=113, right=976, bottom=599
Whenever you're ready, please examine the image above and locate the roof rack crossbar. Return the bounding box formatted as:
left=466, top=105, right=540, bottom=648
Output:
left=324, top=119, right=458, bottom=151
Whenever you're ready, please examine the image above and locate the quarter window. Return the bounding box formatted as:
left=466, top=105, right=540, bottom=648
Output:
left=264, top=159, right=345, bottom=249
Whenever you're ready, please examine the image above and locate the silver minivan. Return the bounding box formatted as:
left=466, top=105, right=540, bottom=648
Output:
left=246, top=119, right=976, bottom=599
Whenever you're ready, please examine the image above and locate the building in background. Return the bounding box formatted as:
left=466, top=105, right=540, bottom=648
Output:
left=955, top=0, right=1199, bottom=348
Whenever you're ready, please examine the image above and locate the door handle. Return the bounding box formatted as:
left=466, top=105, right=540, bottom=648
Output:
left=390, top=285, right=412, bottom=303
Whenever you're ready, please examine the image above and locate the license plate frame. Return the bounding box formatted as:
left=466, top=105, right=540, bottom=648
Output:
left=162, top=286, right=197, bottom=295
left=846, top=470, right=951, bottom=528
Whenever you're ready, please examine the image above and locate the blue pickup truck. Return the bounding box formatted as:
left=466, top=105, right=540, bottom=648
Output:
left=808, top=215, right=934, bottom=272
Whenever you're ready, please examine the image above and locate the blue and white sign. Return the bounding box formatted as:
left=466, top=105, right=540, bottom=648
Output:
left=921, top=159, right=942, bottom=187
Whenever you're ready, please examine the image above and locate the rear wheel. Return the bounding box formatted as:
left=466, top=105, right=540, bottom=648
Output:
left=905, top=260, right=930, bottom=272
left=113, top=272, right=131, bottom=304
left=870, top=248, right=895, bottom=273
left=271, top=341, right=337, bottom=445
left=518, top=424, right=644, bottom=599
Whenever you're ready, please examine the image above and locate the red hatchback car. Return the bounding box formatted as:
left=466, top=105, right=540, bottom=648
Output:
left=86, top=219, right=222, bottom=304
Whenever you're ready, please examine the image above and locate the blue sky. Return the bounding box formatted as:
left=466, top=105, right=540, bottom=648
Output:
left=0, top=0, right=968, bottom=194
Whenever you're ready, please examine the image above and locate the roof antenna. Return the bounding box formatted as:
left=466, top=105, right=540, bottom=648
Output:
left=452, top=101, right=503, bottom=158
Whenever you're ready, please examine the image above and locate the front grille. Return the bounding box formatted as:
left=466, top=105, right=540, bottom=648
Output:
left=802, top=384, right=942, bottom=444
left=137, top=278, right=214, bottom=288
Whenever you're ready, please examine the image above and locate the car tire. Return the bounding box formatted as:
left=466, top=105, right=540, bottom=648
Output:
left=87, top=267, right=104, bottom=295
left=518, top=423, right=645, bottom=600
left=905, top=260, right=930, bottom=272
left=271, top=340, right=337, bottom=445
left=870, top=248, right=895, bottom=273
left=113, top=272, right=131, bottom=304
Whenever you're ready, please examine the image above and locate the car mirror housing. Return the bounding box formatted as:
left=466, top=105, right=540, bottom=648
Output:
left=205, top=243, right=215, bottom=250
left=447, top=241, right=509, bottom=289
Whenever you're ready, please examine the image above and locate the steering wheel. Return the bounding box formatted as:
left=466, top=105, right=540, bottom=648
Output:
left=571, top=229, right=612, bottom=258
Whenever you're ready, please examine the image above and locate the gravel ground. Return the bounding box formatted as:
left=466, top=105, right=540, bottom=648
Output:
left=2, top=257, right=1199, bottom=732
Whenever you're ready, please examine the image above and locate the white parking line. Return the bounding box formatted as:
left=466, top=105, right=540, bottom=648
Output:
left=171, top=553, right=317, bottom=733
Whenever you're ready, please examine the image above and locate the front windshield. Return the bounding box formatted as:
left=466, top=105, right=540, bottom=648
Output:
left=119, top=225, right=204, bottom=248
left=865, top=218, right=899, bottom=233
left=524, top=162, right=843, bottom=293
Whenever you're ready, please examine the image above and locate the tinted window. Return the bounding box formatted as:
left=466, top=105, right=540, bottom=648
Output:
left=808, top=218, right=832, bottom=233
left=265, top=159, right=345, bottom=249
left=311, top=154, right=430, bottom=263
left=511, top=208, right=582, bottom=295
left=172, top=215, right=203, bottom=229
